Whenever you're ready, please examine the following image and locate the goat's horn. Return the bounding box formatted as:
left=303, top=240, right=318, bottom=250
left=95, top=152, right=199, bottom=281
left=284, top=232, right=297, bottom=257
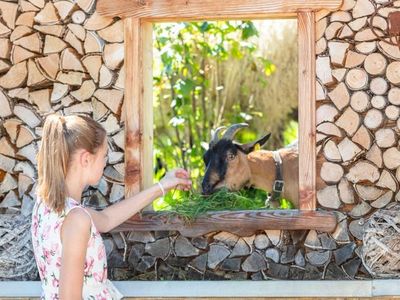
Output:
left=210, top=126, right=226, bottom=147
left=222, top=123, right=249, bottom=141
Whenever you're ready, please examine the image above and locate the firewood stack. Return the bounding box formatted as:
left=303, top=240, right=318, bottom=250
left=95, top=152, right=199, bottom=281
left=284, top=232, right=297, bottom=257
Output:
left=316, top=0, right=400, bottom=220
left=0, top=0, right=126, bottom=219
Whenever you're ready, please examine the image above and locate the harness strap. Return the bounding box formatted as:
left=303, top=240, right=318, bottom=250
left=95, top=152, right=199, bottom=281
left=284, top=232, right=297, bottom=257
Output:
left=268, top=151, right=285, bottom=202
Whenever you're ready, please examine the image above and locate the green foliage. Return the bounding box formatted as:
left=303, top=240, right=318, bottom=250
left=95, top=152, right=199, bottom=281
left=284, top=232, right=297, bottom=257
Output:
left=283, top=120, right=298, bottom=146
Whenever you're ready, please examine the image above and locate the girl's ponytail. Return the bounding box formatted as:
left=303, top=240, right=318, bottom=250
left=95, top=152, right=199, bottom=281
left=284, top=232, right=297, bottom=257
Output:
left=37, top=114, right=70, bottom=214
left=36, top=113, right=106, bottom=214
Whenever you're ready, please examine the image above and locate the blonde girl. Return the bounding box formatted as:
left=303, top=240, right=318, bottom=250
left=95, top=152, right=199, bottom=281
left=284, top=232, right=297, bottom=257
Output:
left=31, top=114, right=192, bottom=299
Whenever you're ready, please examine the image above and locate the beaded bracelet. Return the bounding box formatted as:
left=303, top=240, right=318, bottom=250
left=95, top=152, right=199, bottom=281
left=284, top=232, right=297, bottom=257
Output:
left=157, top=181, right=165, bottom=197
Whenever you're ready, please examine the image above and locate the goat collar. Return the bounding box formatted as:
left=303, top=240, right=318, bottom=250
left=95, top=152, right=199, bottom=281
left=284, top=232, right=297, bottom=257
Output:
left=268, top=151, right=284, bottom=203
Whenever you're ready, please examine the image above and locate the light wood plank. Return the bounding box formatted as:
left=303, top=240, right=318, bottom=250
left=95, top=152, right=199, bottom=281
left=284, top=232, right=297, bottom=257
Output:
left=97, top=0, right=343, bottom=19
left=298, top=11, right=316, bottom=211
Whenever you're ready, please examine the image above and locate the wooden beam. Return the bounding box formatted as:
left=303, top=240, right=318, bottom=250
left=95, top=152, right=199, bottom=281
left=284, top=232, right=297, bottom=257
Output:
left=298, top=10, right=316, bottom=211
left=97, top=0, right=343, bottom=20
left=123, top=18, right=153, bottom=208
left=112, top=209, right=337, bottom=237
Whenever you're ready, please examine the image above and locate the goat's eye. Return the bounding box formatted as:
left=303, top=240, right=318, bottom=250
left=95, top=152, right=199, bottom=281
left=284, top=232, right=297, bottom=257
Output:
left=226, top=153, right=235, bottom=161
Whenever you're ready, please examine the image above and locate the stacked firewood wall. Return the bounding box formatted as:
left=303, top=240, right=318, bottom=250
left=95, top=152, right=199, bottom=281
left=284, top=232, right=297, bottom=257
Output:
left=1, top=0, right=399, bottom=281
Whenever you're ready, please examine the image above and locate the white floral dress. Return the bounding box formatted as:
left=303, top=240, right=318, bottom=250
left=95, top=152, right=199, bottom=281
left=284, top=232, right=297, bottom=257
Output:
left=31, top=196, right=124, bottom=300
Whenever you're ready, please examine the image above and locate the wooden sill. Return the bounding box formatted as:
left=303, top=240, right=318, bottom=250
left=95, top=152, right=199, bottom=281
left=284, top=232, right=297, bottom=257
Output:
left=111, top=209, right=337, bottom=237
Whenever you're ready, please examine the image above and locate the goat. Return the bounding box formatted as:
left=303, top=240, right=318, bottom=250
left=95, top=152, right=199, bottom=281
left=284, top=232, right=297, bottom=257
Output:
left=201, top=123, right=325, bottom=208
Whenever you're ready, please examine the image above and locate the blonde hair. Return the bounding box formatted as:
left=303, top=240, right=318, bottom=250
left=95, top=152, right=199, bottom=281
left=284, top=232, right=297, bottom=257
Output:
left=36, top=113, right=107, bottom=214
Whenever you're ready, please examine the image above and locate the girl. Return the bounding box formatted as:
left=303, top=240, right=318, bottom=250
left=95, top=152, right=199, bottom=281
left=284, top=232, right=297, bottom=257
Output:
left=31, top=113, right=192, bottom=299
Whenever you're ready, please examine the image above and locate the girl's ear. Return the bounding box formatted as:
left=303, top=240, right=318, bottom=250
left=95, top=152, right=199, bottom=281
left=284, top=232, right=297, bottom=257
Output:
left=79, top=149, right=92, bottom=168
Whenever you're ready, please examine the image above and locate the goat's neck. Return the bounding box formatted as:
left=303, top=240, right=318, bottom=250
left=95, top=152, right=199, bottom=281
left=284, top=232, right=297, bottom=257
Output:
left=246, top=149, right=299, bottom=205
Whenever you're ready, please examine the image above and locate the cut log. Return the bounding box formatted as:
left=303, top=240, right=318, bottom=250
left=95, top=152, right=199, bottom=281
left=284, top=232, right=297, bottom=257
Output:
left=383, top=147, right=400, bottom=170
left=332, top=68, right=347, bottom=81
left=331, top=11, right=352, bottom=22
left=7, top=88, right=29, bottom=102
left=385, top=105, right=400, bottom=121
left=352, top=125, right=372, bottom=150
left=103, top=43, right=124, bottom=70
left=396, top=167, right=400, bottom=183
left=72, top=10, right=86, bottom=25
left=84, top=11, right=113, bottom=31
left=16, top=125, right=36, bottom=148
left=10, top=26, right=33, bottom=43
left=67, top=24, right=86, bottom=41
left=0, top=21, right=11, bottom=38
left=323, top=139, right=342, bottom=162
left=386, top=61, right=400, bottom=85
left=317, top=104, right=339, bottom=124
left=27, top=58, right=47, bottom=87
left=316, top=17, right=327, bottom=40
left=355, top=41, right=377, bottom=54
left=321, top=162, right=344, bottom=184
left=375, top=128, right=396, bottom=148
left=33, top=24, right=64, bottom=37
left=345, top=68, right=368, bottom=90
left=340, top=0, right=356, bottom=11
left=14, top=104, right=41, bottom=128
left=317, top=185, right=341, bottom=209
left=114, top=64, right=124, bottom=90
left=82, top=54, right=101, bottom=83
left=349, top=17, right=367, bottom=31
left=99, top=65, right=114, bottom=88
left=388, top=88, right=400, bottom=105
left=371, top=95, right=387, bottom=109
left=0, top=154, right=16, bottom=173
left=61, top=95, right=74, bottom=107
left=13, top=32, right=42, bottom=53
left=338, top=137, right=362, bottom=162
left=338, top=24, right=353, bottom=39
left=0, top=1, right=18, bottom=29
left=20, top=0, right=40, bottom=12
left=0, top=38, right=10, bottom=59
left=0, top=173, right=17, bottom=194
left=317, top=122, right=343, bottom=137
left=11, top=46, right=37, bottom=64
left=316, top=38, right=327, bottom=55
left=352, top=0, right=375, bottom=18
left=350, top=91, right=369, bottom=113
left=63, top=101, right=92, bottom=115
left=364, top=109, right=383, bottom=130
left=3, top=118, right=22, bottom=143
left=0, top=88, right=12, bottom=118
left=60, top=48, right=84, bottom=72
left=371, top=190, right=393, bottom=209
left=379, top=6, right=399, bottom=18
left=112, top=130, right=124, bottom=150
left=70, top=79, right=95, bottom=101
left=43, top=35, right=67, bottom=54
left=328, top=82, right=349, bottom=111
left=98, top=20, right=123, bottom=43
left=101, top=113, right=120, bottom=135
left=93, top=89, right=123, bottom=114
left=335, top=107, right=360, bottom=136
left=364, top=52, right=387, bottom=75
left=54, top=1, right=75, bottom=20
left=325, top=22, right=343, bottom=40
left=338, top=178, right=354, bottom=204
left=355, top=28, right=383, bottom=41
left=366, top=143, right=382, bottom=168
left=377, top=169, right=398, bottom=192
left=27, top=0, right=44, bottom=8
left=17, top=142, right=38, bottom=164
left=84, top=31, right=103, bottom=53
left=56, top=71, right=85, bottom=86
left=64, top=30, right=84, bottom=55
left=0, top=59, right=10, bottom=73
left=370, top=77, right=388, bottom=95
left=378, top=40, right=400, bottom=60
left=346, top=160, right=380, bottom=183
left=51, top=83, right=68, bottom=103
left=354, top=184, right=383, bottom=201
left=35, top=53, right=60, bottom=80
left=18, top=173, right=34, bottom=196
left=34, top=2, right=60, bottom=25
left=15, top=12, right=36, bottom=28
left=29, top=89, right=51, bottom=112
left=0, top=137, right=15, bottom=157
left=92, top=97, right=109, bottom=121
left=0, top=61, right=27, bottom=89
left=344, top=50, right=366, bottom=68
left=372, top=15, right=388, bottom=31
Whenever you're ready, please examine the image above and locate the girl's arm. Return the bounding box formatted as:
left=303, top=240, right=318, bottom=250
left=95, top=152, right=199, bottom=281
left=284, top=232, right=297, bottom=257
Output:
left=59, top=208, right=91, bottom=299
left=88, top=168, right=191, bottom=233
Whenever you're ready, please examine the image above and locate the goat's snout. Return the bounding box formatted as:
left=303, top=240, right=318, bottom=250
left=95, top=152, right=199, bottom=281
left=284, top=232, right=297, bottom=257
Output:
left=201, top=181, right=213, bottom=195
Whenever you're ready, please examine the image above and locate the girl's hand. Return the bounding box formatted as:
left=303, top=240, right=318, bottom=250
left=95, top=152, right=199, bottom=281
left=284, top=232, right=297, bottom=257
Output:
left=159, top=168, right=192, bottom=192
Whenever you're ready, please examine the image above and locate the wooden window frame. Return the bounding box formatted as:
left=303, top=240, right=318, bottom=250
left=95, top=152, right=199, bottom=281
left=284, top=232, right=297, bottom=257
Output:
left=97, top=0, right=342, bottom=236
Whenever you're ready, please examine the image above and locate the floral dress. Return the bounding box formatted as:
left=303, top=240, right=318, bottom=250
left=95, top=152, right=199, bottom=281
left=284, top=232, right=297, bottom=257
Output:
left=31, top=196, right=124, bottom=300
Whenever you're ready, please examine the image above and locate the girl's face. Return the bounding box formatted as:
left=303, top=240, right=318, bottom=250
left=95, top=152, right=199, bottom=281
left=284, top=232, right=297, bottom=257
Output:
left=87, top=139, right=108, bottom=186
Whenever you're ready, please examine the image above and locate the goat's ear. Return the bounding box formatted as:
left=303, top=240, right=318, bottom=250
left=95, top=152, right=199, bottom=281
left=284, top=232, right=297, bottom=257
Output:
left=236, top=133, right=271, bottom=154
